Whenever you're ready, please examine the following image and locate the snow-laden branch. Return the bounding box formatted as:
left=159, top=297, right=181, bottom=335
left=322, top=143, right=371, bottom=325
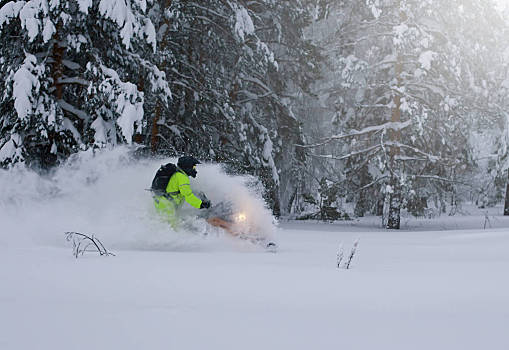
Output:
left=2, top=0, right=156, bottom=49
left=125, top=52, right=171, bottom=100
left=296, top=120, right=412, bottom=149
left=62, top=60, right=81, bottom=70
left=385, top=141, right=440, bottom=162
left=356, top=176, right=390, bottom=192
left=307, top=141, right=443, bottom=164
left=358, top=104, right=391, bottom=109
left=235, top=90, right=274, bottom=104
left=409, top=175, right=473, bottom=187
left=13, top=53, right=40, bottom=121
left=330, top=32, right=396, bottom=50
left=241, top=75, right=272, bottom=93
left=308, top=144, right=383, bottom=161
left=394, top=156, right=428, bottom=161
left=187, top=2, right=229, bottom=20
left=57, top=77, right=90, bottom=86
left=57, top=99, right=89, bottom=121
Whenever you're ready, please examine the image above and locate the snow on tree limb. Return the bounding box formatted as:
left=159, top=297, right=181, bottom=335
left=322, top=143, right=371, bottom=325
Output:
left=57, top=99, right=90, bottom=121
left=2, top=0, right=156, bottom=50
left=86, top=63, right=144, bottom=144
left=0, top=1, right=26, bottom=27
left=231, top=3, right=254, bottom=42
left=296, top=120, right=412, bottom=149
left=0, top=134, right=24, bottom=164
left=308, top=144, right=383, bottom=161
left=13, top=53, right=39, bottom=121
left=56, top=77, right=90, bottom=86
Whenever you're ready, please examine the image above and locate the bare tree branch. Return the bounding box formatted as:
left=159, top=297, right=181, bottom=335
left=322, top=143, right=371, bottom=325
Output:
left=65, top=232, right=115, bottom=258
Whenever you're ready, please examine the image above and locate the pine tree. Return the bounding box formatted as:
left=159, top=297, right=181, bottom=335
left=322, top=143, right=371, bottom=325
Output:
left=0, top=0, right=169, bottom=169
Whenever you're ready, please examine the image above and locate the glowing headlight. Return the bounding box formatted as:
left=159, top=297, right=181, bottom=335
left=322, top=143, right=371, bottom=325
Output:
left=235, top=213, right=247, bottom=223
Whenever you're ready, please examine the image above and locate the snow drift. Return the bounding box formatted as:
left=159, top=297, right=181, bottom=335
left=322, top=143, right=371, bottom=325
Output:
left=0, top=147, right=276, bottom=251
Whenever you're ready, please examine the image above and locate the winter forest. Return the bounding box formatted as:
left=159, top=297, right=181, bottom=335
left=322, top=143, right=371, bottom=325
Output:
left=1, top=0, right=509, bottom=228
left=3, top=2, right=509, bottom=349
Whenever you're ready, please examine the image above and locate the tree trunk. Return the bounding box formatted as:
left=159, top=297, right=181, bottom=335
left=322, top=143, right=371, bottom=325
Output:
left=150, top=0, right=173, bottom=154
left=386, top=4, right=405, bottom=229
left=504, top=171, right=509, bottom=215
left=51, top=27, right=64, bottom=100
left=387, top=57, right=402, bottom=229
left=387, top=175, right=401, bottom=229
left=354, top=166, right=369, bottom=217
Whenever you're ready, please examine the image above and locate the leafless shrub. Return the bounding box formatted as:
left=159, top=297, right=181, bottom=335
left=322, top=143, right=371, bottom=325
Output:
left=345, top=239, right=359, bottom=269
left=64, top=231, right=115, bottom=258
left=336, top=243, right=344, bottom=268
left=337, top=239, right=359, bottom=269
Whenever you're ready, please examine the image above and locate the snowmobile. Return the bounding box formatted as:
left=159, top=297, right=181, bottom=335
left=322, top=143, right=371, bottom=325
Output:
left=196, top=198, right=277, bottom=252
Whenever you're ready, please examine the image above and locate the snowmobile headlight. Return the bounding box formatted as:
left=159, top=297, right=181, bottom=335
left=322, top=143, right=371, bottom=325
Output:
left=235, top=213, right=247, bottom=223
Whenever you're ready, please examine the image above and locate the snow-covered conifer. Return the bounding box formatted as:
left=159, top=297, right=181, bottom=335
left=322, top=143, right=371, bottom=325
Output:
left=0, top=0, right=169, bottom=168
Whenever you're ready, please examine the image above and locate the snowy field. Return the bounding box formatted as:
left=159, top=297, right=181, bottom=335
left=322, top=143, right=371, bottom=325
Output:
left=1, top=148, right=509, bottom=350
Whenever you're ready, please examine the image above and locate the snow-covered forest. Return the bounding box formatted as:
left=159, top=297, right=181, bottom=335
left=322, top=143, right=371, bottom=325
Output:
left=3, top=2, right=509, bottom=349
left=1, top=0, right=509, bottom=228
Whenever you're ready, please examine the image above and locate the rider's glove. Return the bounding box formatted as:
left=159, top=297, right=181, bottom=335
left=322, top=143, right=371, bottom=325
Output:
left=200, top=199, right=211, bottom=209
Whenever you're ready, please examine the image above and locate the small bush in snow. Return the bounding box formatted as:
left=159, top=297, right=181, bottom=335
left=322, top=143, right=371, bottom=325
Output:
left=65, top=231, right=115, bottom=259
left=337, top=239, right=359, bottom=269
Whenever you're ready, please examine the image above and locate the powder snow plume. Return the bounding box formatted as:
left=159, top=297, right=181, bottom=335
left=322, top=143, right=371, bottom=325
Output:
left=0, top=147, right=276, bottom=251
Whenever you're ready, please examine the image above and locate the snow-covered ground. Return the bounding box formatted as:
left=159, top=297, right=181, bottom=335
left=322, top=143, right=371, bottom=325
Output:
left=1, top=148, right=509, bottom=350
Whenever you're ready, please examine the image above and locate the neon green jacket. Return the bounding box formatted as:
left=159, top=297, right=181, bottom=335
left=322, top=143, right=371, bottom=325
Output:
left=165, top=170, right=202, bottom=209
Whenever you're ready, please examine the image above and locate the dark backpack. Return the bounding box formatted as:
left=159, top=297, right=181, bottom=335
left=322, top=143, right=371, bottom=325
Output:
left=151, top=163, right=177, bottom=195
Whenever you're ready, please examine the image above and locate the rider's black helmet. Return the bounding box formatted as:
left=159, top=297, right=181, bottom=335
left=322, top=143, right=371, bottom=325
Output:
left=177, top=156, right=201, bottom=178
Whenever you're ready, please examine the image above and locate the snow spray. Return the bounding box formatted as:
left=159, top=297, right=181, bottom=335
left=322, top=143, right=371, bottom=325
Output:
left=0, top=147, right=275, bottom=251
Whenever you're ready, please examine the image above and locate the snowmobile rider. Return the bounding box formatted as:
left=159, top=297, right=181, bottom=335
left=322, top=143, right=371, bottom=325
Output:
left=153, top=156, right=211, bottom=228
